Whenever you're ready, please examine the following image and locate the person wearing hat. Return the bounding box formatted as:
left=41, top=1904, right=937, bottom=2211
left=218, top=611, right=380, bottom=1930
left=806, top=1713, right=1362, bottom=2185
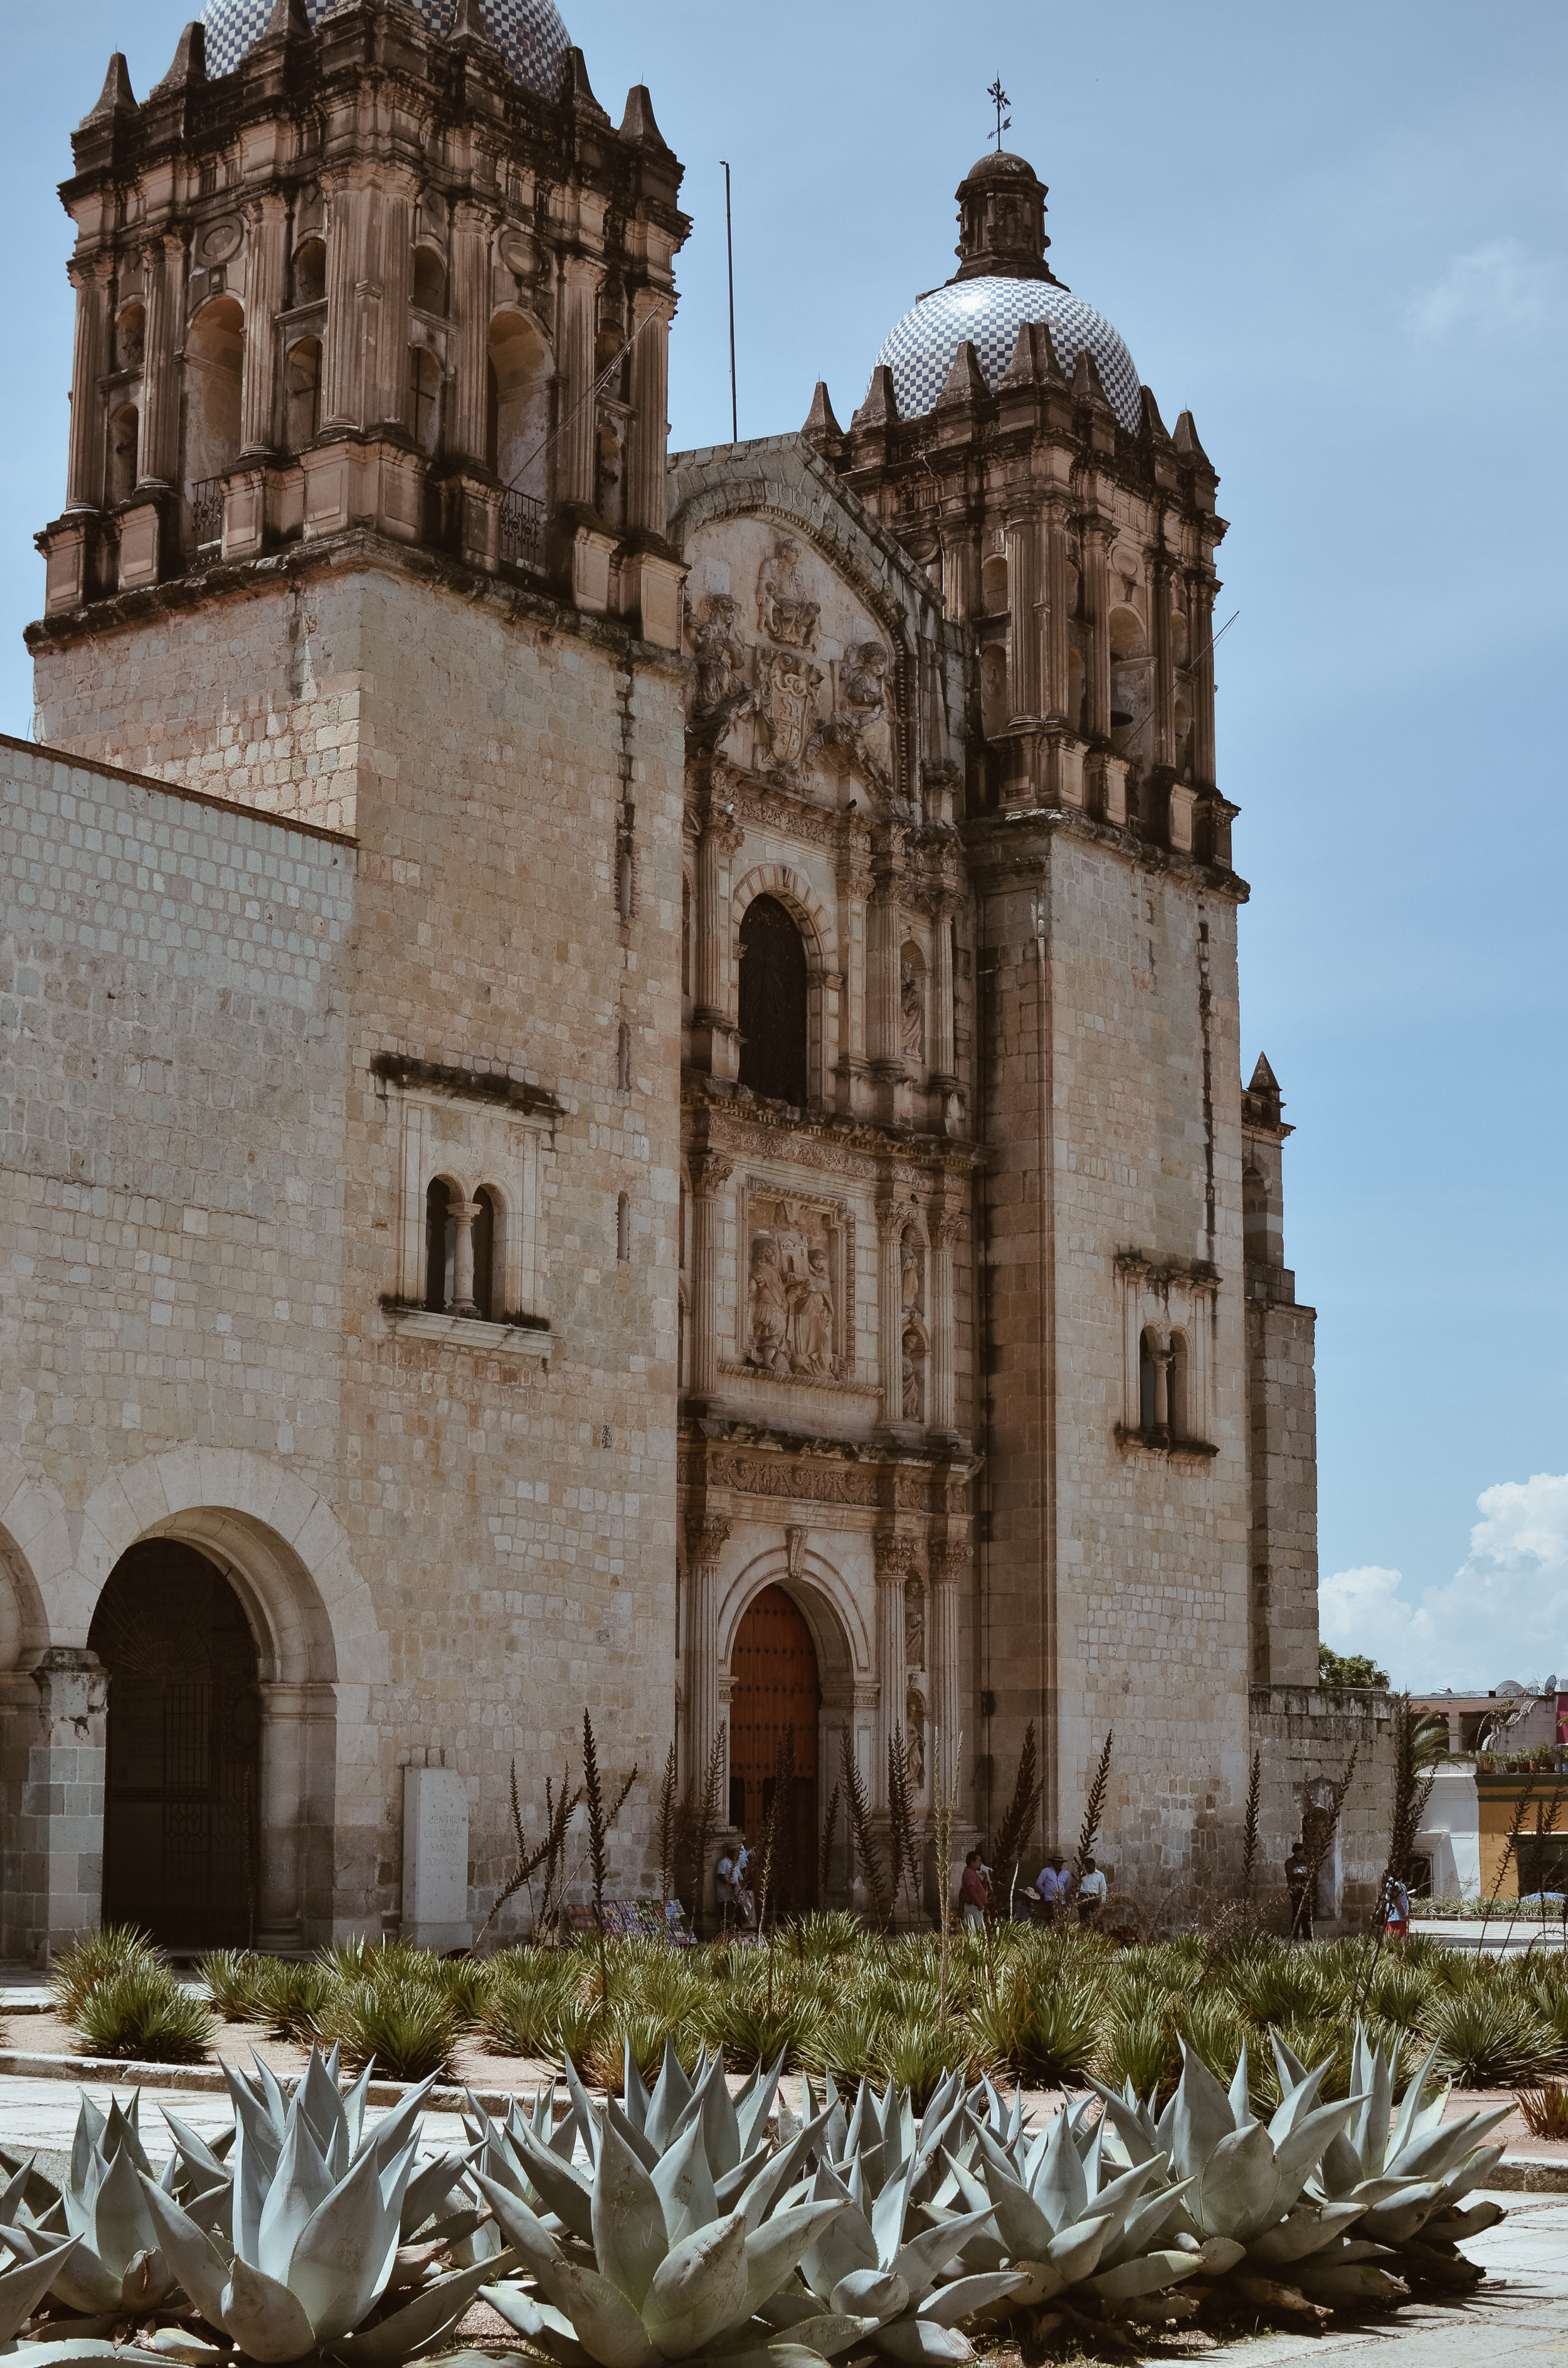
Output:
left=1036, top=1852, right=1069, bottom=1924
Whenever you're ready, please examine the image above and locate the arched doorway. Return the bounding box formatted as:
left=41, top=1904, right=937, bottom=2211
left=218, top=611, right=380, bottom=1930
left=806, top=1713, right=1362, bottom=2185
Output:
left=88, top=1542, right=262, bottom=1948
left=729, top=1585, right=820, bottom=1911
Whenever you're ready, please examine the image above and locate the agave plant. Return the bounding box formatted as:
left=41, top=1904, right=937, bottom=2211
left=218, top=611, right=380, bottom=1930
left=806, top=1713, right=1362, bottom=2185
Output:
left=122, top=2047, right=502, bottom=2365
left=474, top=2049, right=852, bottom=2367
left=0, top=2093, right=189, bottom=2313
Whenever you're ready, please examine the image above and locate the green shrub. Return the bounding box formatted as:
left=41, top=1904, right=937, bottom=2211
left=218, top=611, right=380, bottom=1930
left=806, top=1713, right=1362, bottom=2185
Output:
left=1096, top=2004, right=1177, bottom=2099
left=701, top=1985, right=827, bottom=2073
left=1422, top=1986, right=1562, bottom=2088
left=479, top=1953, right=582, bottom=2056
left=197, top=1947, right=275, bottom=2022
left=810, top=2001, right=888, bottom=2081
left=879, top=2017, right=988, bottom=2105
left=254, top=1959, right=335, bottom=2039
left=73, top=1961, right=213, bottom=2064
left=50, top=1923, right=161, bottom=2022
left=314, top=1971, right=458, bottom=2081
left=1009, top=1971, right=1108, bottom=2086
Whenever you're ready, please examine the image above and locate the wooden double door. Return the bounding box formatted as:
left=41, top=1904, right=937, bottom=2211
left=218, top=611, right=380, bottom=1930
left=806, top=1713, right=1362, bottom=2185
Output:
left=728, top=1584, right=820, bottom=1913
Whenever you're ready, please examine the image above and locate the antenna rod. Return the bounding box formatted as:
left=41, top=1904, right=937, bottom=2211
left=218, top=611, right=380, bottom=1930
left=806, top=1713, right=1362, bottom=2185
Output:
left=721, top=158, right=738, bottom=442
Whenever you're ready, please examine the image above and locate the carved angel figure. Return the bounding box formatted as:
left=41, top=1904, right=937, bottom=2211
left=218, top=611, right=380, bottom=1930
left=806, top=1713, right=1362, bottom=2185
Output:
left=692, top=593, right=746, bottom=711
left=758, top=537, right=820, bottom=649
left=788, top=1241, right=837, bottom=1376
left=746, top=1233, right=795, bottom=1372
left=900, top=966, right=924, bottom=1059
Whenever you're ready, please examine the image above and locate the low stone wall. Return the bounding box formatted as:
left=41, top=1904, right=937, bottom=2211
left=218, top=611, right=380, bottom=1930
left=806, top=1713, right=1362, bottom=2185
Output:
left=1251, top=1685, right=1397, bottom=1934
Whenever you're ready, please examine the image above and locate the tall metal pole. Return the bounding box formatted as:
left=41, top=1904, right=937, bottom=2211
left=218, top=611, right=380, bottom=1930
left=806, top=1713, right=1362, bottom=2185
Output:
left=721, top=159, right=738, bottom=443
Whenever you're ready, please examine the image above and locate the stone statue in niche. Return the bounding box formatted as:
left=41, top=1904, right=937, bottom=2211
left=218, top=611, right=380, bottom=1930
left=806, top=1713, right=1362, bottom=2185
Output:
left=689, top=595, right=753, bottom=747
left=755, top=647, right=824, bottom=785
left=746, top=1209, right=840, bottom=1378
left=900, top=966, right=924, bottom=1059
left=901, top=1236, right=922, bottom=1315
left=906, top=1683, right=927, bottom=1789
left=904, top=1578, right=925, bottom=1671
left=757, top=537, right=820, bottom=650
left=901, top=1328, right=924, bottom=1420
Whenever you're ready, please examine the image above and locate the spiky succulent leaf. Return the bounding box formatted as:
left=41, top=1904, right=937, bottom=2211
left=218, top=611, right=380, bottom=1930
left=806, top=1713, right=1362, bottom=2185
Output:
left=220, top=2251, right=319, bottom=2362
left=640, top=2212, right=749, bottom=2360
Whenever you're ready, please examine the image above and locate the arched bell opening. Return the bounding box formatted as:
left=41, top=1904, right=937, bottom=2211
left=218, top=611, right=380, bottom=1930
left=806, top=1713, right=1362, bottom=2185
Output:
left=88, top=1540, right=262, bottom=1948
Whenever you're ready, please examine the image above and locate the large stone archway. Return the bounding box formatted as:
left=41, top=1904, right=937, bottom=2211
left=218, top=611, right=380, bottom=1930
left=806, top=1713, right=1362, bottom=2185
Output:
left=0, top=1450, right=384, bottom=1958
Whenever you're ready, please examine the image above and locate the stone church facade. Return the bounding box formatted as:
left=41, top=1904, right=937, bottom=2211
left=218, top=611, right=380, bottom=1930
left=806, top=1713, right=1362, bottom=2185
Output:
left=0, top=0, right=1369, bottom=1960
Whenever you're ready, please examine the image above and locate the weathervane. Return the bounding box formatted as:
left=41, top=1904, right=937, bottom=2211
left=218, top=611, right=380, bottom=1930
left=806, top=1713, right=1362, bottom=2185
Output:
left=987, top=77, right=1012, bottom=152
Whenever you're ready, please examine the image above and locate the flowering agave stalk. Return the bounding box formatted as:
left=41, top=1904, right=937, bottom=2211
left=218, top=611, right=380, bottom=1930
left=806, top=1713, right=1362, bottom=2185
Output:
left=0, top=2093, right=199, bottom=2315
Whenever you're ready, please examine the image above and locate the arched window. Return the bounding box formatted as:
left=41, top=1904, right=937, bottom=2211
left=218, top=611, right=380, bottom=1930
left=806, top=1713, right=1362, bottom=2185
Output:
left=487, top=312, right=553, bottom=499
left=408, top=348, right=441, bottom=457
left=981, top=552, right=1009, bottom=615
left=412, top=245, right=447, bottom=314
left=285, top=338, right=321, bottom=448
left=184, top=296, right=245, bottom=494
left=1138, top=1329, right=1158, bottom=1433
left=114, top=300, right=145, bottom=374
left=292, top=238, right=326, bottom=305
left=738, top=895, right=808, bottom=1107
left=425, top=1179, right=499, bottom=1319
left=425, top=1178, right=456, bottom=1313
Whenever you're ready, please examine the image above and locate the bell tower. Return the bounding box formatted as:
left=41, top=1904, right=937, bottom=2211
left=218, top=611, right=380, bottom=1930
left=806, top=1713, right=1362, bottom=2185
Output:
left=35, top=0, right=688, bottom=658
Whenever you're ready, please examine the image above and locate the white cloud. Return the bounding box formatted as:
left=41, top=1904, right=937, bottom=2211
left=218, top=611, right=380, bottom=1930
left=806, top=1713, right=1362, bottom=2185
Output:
left=1404, top=238, right=1558, bottom=342
left=1322, top=1470, right=1568, bottom=1692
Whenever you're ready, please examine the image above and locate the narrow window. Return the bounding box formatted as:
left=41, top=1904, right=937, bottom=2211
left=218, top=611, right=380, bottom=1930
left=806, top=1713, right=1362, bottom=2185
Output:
left=1168, top=1331, right=1189, bottom=1441
left=408, top=347, right=441, bottom=457
left=617, top=846, right=634, bottom=920
left=292, top=238, right=326, bottom=305
left=412, top=246, right=447, bottom=314
left=1138, top=1331, right=1157, bottom=1432
left=617, top=1019, right=632, bottom=1093
left=472, top=1187, right=496, bottom=1322
left=425, top=1179, right=455, bottom=1312
left=737, top=894, right=808, bottom=1106
left=286, top=339, right=322, bottom=448
left=617, top=1192, right=631, bottom=1263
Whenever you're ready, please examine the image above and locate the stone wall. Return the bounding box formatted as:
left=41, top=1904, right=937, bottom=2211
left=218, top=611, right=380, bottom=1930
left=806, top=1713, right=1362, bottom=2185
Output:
left=1, top=531, right=688, bottom=1954
left=1251, top=1684, right=1398, bottom=1933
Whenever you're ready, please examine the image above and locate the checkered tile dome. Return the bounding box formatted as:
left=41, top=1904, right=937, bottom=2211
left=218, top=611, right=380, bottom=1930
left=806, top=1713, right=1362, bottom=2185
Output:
left=203, top=0, right=572, bottom=95
left=874, top=275, right=1141, bottom=433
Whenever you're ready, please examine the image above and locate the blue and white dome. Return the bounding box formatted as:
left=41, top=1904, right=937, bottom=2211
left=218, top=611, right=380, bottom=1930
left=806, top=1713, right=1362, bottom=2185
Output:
left=874, top=275, right=1142, bottom=433
left=203, top=0, right=571, bottom=96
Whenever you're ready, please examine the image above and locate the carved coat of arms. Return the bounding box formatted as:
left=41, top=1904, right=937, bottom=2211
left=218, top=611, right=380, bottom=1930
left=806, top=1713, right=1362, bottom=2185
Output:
left=755, top=647, right=824, bottom=782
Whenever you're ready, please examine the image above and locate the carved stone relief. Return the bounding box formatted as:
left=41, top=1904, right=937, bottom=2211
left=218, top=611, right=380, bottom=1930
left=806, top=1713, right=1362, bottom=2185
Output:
left=757, top=538, right=820, bottom=649
left=755, top=647, right=825, bottom=785
left=900, top=965, right=924, bottom=1059
left=744, top=1193, right=845, bottom=1379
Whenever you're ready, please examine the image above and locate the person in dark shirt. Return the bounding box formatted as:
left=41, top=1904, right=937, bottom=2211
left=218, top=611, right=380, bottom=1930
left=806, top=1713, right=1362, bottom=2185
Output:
left=1286, top=1837, right=1313, bottom=1941
left=959, top=1847, right=990, bottom=1928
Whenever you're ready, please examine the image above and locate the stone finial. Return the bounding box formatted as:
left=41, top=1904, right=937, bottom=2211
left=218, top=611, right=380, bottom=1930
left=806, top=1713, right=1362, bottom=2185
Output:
left=80, top=53, right=137, bottom=125
left=802, top=380, right=844, bottom=446
left=563, top=45, right=611, bottom=122
left=450, top=0, right=494, bottom=41
left=936, top=339, right=988, bottom=407
left=618, top=85, right=672, bottom=149
left=999, top=318, right=1067, bottom=391
left=1173, top=408, right=1213, bottom=467
left=1242, top=1053, right=1286, bottom=1134
left=151, top=22, right=207, bottom=96
left=851, top=364, right=900, bottom=432
left=1138, top=385, right=1172, bottom=445
left=1071, top=346, right=1113, bottom=411
left=258, top=0, right=312, bottom=41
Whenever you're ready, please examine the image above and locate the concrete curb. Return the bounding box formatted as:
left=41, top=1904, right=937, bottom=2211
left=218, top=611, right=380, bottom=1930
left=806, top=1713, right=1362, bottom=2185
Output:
left=0, top=2047, right=528, bottom=2114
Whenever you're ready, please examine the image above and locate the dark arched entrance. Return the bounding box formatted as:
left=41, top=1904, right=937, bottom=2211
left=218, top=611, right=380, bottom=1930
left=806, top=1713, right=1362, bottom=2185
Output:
left=738, top=895, right=808, bottom=1106
left=88, top=1542, right=262, bottom=1947
left=729, top=1584, right=820, bottom=1911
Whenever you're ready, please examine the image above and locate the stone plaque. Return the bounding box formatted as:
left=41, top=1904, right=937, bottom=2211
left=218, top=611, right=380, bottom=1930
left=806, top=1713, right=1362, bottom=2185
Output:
left=401, top=1765, right=472, bottom=1950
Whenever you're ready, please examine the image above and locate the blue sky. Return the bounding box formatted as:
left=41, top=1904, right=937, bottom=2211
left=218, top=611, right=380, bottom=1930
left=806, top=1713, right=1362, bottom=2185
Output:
left=4, top=1, right=1565, bottom=1689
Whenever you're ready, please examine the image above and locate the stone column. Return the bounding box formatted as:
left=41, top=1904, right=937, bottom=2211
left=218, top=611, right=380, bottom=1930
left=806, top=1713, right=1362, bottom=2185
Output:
left=873, top=1535, right=914, bottom=1808
left=1150, top=550, right=1175, bottom=768
left=687, top=1152, right=732, bottom=1403
left=1083, top=517, right=1112, bottom=742
left=138, top=233, right=184, bottom=487
left=24, top=1648, right=109, bottom=1962
left=930, top=1212, right=963, bottom=1439
left=65, top=257, right=114, bottom=511
left=867, top=852, right=902, bottom=1073
left=1042, top=501, right=1071, bottom=721
left=322, top=177, right=367, bottom=430
left=240, top=196, right=288, bottom=454
left=1189, top=569, right=1217, bottom=785
left=447, top=201, right=492, bottom=468
left=930, top=1543, right=968, bottom=1801
left=833, top=841, right=872, bottom=1113
left=1005, top=505, right=1041, bottom=721
left=255, top=1680, right=311, bottom=1948
left=557, top=255, right=604, bottom=508
left=876, top=1201, right=907, bottom=1427
left=368, top=184, right=415, bottom=432
left=626, top=287, right=674, bottom=534
left=929, top=903, right=955, bottom=1084
left=684, top=1514, right=730, bottom=1805
left=938, top=518, right=980, bottom=622
left=449, top=1197, right=481, bottom=1317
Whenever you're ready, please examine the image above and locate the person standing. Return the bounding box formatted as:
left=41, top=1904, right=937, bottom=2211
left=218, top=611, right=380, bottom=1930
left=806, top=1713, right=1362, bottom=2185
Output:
left=716, top=1834, right=755, bottom=1932
left=959, top=1848, right=990, bottom=1929
left=1076, top=1856, right=1108, bottom=1926
left=1036, top=1852, right=1069, bottom=1923
left=1286, top=1837, right=1313, bottom=1942
left=1382, top=1872, right=1411, bottom=1942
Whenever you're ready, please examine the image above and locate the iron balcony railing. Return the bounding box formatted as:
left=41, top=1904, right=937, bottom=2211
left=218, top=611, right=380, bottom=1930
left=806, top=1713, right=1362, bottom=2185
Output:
left=191, top=477, right=223, bottom=551
left=499, top=486, right=544, bottom=573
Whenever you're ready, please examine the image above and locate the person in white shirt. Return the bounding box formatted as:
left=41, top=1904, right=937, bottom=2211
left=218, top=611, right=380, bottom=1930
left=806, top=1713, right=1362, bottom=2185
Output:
left=1034, top=1854, right=1069, bottom=1922
left=1076, top=1856, right=1108, bottom=1926
left=715, top=1837, right=755, bottom=1931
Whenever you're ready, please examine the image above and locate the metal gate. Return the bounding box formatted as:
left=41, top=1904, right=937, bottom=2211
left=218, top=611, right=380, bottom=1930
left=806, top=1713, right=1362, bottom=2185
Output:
left=728, top=1584, right=820, bottom=1911
left=88, top=1542, right=262, bottom=1948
